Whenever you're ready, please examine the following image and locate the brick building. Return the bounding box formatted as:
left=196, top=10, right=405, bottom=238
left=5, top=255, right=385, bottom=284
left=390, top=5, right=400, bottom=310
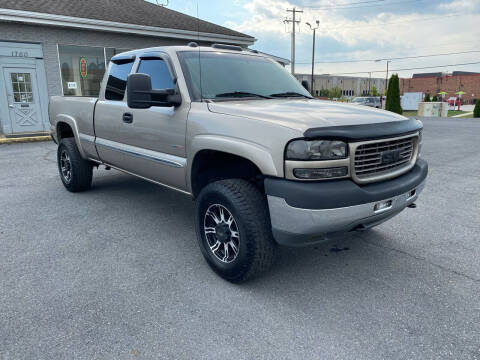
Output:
left=400, top=71, right=480, bottom=104
left=0, top=0, right=255, bottom=135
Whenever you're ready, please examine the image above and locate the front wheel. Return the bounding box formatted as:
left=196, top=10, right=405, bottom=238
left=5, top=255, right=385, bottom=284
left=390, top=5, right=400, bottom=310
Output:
left=195, top=179, right=276, bottom=283
left=57, top=138, right=93, bottom=192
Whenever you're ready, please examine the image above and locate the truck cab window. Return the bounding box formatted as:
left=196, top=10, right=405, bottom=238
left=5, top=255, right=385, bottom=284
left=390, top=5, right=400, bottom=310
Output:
left=105, top=60, right=134, bottom=101
left=137, top=59, right=175, bottom=90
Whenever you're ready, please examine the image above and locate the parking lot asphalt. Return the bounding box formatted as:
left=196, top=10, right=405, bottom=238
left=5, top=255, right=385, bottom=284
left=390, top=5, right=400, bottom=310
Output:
left=1, top=118, right=479, bottom=360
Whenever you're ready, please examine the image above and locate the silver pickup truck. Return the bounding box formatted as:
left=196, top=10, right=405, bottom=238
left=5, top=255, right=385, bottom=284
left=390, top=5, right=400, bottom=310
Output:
left=49, top=44, right=428, bottom=282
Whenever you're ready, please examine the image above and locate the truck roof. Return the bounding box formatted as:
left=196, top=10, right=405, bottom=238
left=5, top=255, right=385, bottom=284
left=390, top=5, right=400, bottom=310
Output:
left=111, top=44, right=269, bottom=62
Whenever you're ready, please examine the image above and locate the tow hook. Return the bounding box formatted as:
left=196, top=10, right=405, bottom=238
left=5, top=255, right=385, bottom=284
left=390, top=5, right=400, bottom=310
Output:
left=408, top=203, right=417, bottom=208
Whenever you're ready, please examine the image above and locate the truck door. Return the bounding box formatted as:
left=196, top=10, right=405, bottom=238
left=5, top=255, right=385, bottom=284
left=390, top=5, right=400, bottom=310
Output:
left=94, top=53, right=188, bottom=192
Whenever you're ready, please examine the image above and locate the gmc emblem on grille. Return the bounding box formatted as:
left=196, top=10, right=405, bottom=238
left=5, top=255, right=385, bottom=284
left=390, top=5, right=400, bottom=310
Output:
left=381, top=149, right=402, bottom=164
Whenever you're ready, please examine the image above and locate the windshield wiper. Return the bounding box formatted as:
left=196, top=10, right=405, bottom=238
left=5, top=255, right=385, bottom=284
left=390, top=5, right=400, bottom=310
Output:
left=214, top=91, right=273, bottom=99
left=269, top=92, right=312, bottom=98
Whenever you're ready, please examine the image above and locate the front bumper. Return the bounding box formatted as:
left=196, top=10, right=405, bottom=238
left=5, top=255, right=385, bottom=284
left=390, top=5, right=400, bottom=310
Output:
left=265, top=159, right=428, bottom=246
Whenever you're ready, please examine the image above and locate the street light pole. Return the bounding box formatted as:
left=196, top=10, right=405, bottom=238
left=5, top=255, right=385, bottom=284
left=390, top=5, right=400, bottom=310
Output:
left=306, top=20, right=319, bottom=96
left=385, top=60, right=391, bottom=92
left=376, top=59, right=391, bottom=94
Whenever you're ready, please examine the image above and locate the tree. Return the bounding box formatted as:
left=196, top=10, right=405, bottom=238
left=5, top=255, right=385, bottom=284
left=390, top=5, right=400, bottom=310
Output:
left=371, top=85, right=378, bottom=96
left=328, top=86, right=342, bottom=99
left=432, top=95, right=438, bottom=102
left=424, top=93, right=431, bottom=102
left=385, top=74, right=403, bottom=114
left=474, top=100, right=480, bottom=118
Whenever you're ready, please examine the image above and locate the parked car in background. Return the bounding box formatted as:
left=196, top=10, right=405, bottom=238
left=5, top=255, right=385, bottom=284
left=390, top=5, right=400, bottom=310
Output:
left=352, top=96, right=381, bottom=108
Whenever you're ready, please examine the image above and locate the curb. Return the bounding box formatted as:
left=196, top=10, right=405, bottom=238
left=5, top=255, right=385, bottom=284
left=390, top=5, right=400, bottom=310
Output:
left=0, top=135, right=52, bottom=144
left=451, top=112, right=474, bottom=118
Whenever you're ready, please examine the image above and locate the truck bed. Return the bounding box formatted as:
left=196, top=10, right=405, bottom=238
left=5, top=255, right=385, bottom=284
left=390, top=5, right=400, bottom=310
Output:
left=49, top=96, right=99, bottom=160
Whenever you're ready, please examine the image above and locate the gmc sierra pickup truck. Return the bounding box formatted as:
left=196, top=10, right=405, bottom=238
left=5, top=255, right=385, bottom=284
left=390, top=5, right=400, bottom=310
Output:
left=49, top=44, right=428, bottom=282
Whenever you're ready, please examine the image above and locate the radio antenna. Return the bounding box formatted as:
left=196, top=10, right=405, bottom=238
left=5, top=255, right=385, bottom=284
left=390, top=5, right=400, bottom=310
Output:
left=196, top=0, right=203, bottom=102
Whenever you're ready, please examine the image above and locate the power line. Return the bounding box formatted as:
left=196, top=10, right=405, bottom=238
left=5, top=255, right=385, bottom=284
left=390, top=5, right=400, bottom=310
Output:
left=303, top=0, right=420, bottom=11
left=296, top=50, right=480, bottom=64
left=302, top=0, right=385, bottom=9
left=303, top=0, right=423, bottom=10
left=321, top=61, right=480, bottom=76
left=325, top=12, right=469, bottom=30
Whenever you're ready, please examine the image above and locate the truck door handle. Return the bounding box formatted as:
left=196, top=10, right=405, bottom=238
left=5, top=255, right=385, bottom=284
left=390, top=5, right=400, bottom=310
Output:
left=123, top=113, right=133, bottom=124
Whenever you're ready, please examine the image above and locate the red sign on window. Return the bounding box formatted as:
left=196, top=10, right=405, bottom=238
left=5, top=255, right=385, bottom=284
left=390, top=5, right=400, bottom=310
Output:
left=79, top=57, right=88, bottom=78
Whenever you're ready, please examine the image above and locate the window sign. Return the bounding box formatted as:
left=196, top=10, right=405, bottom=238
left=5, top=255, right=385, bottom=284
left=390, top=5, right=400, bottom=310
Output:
left=80, top=57, right=88, bottom=78
left=67, top=82, right=78, bottom=89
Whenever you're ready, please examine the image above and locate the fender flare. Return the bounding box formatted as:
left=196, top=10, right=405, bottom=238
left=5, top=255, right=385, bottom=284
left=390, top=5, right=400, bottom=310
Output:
left=187, top=135, right=279, bottom=192
left=54, top=115, right=88, bottom=159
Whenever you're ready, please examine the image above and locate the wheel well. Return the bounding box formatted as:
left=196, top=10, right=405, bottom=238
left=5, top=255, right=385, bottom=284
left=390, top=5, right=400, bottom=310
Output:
left=57, top=122, right=74, bottom=141
left=191, top=150, right=263, bottom=198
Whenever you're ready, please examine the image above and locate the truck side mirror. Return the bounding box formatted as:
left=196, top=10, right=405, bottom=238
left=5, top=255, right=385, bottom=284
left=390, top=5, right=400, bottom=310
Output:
left=127, top=73, right=182, bottom=109
left=127, top=73, right=152, bottom=109
left=301, top=80, right=310, bottom=93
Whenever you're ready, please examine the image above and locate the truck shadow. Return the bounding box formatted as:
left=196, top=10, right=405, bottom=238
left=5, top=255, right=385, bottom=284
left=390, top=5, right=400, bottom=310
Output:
left=88, top=169, right=396, bottom=287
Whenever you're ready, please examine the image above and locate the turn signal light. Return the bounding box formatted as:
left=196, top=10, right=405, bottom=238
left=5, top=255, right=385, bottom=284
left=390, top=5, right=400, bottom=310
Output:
left=293, top=167, right=348, bottom=179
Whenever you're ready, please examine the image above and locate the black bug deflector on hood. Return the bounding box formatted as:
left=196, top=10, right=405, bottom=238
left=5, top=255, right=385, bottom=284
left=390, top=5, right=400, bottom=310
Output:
left=303, top=119, right=423, bottom=141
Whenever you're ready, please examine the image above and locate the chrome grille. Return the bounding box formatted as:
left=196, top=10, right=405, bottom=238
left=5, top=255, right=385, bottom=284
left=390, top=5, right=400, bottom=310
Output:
left=352, top=134, right=418, bottom=183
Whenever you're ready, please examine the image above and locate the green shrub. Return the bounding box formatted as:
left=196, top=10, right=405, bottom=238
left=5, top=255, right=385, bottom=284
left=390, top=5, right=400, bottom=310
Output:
left=319, top=89, right=329, bottom=97
left=474, top=100, right=480, bottom=118
left=432, top=95, right=438, bottom=102
left=424, top=93, right=431, bottom=102
left=328, top=86, right=342, bottom=99
left=385, top=74, right=403, bottom=114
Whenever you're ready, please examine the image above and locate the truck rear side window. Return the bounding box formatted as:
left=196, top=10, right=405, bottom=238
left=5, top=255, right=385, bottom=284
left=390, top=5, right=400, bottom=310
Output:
left=105, top=61, right=134, bottom=101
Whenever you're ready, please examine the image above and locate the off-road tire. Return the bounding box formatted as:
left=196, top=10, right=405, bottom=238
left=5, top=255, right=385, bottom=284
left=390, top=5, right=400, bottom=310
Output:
left=195, top=179, right=276, bottom=283
left=57, top=138, right=93, bottom=192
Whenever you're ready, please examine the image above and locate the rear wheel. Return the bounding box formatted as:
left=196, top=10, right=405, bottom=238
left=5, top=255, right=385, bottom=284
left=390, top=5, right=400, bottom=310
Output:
left=195, top=179, right=276, bottom=283
left=57, top=138, right=93, bottom=192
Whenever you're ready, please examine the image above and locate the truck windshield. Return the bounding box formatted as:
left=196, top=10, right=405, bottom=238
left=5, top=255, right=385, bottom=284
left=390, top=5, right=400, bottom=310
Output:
left=178, top=51, right=312, bottom=101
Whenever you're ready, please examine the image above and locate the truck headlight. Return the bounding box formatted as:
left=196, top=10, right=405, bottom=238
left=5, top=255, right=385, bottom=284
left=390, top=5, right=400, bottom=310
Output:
left=286, top=140, right=347, bottom=160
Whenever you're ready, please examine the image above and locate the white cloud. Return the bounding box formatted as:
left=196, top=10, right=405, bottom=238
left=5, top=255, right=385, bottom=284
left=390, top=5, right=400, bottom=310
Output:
left=438, top=0, right=480, bottom=11
left=227, top=0, right=480, bottom=77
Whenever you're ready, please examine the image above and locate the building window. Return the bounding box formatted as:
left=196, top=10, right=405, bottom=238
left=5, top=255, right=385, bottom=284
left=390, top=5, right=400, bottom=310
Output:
left=11, top=73, right=33, bottom=103
left=58, top=45, right=106, bottom=96
left=105, top=60, right=135, bottom=101
left=105, top=48, right=132, bottom=65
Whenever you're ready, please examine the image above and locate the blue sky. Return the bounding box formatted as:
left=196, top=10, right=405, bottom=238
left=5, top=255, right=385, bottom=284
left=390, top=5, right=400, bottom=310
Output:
left=148, top=0, right=480, bottom=78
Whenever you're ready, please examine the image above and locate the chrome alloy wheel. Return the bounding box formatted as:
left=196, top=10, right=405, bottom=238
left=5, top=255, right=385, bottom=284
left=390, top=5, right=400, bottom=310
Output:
left=203, top=204, right=240, bottom=263
left=60, top=150, right=72, bottom=183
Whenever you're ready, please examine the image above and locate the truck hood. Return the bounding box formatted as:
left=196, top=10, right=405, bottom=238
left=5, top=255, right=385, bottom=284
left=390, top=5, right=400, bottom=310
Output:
left=207, top=99, right=406, bottom=134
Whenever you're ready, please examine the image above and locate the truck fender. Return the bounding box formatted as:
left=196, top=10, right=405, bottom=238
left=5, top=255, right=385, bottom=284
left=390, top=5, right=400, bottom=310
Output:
left=54, top=114, right=88, bottom=159
left=187, top=135, right=279, bottom=191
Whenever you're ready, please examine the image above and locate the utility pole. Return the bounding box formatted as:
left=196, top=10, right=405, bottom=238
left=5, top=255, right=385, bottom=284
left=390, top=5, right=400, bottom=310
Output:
left=284, top=8, right=302, bottom=75
left=306, top=20, right=319, bottom=96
